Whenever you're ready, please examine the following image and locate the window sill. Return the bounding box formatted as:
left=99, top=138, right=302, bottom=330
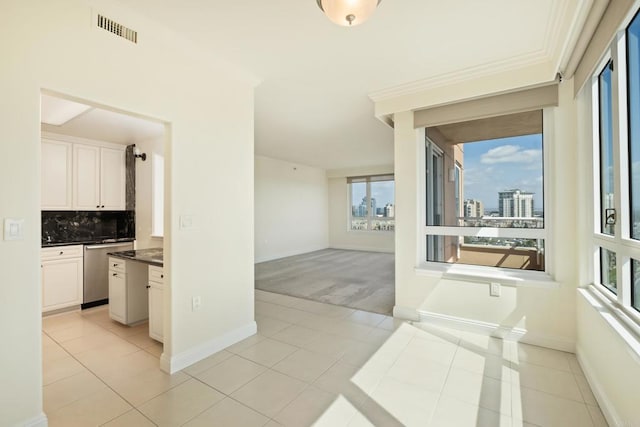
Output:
left=580, top=286, right=640, bottom=361
left=414, top=262, right=559, bottom=288
left=347, top=230, right=395, bottom=234
left=150, top=235, right=164, bottom=240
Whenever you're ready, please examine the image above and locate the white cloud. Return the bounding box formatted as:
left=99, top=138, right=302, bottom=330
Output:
left=480, top=145, right=542, bottom=164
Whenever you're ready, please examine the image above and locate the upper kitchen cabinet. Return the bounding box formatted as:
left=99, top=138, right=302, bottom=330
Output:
left=41, top=134, right=127, bottom=211
left=73, top=144, right=126, bottom=210
left=41, top=139, right=73, bottom=210
left=100, top=147, right=127, bottom=210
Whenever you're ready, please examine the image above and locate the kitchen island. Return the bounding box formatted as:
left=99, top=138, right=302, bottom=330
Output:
left=107, top=248, right=164, bottom=342
left=107, top=247, right=163, bottom=266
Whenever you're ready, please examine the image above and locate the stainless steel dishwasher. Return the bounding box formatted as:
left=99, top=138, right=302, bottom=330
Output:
left=83, top=242, right=134, bottom=309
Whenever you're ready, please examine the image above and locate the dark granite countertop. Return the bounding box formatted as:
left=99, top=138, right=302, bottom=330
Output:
left=42, top=238, right=135, bottom=248
left=107, top=248, right=163, bottom=267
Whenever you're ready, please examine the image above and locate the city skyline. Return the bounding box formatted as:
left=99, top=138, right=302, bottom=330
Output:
left=463, top=134, right=544, bottom=211
left=351, top=180, right=394, bottom=215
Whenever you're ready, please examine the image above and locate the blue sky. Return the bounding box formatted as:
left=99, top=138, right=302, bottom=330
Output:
left=463, top=134, right=543, bottom=211
left=350, top=134, right=543, bottom=212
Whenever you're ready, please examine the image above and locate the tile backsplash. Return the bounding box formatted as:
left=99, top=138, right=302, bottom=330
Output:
left=42, top=211, right=135, bottom=245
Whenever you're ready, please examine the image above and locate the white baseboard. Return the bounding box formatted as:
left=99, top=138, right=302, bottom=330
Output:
left=22, top=412, right=48, bottom=427
left=393, top=305, right=421, bottom=321
left=417, top=310, right=575, bottom=352
left=160, top=321, right=257, bottom=374
left=329, top=245, right=394, bottom=254
left=576, top=344, right=622, bottom=427
left=255, top=246, right=330, bottom=264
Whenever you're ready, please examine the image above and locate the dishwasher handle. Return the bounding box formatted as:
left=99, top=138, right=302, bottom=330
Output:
left=85, top=243, right=133, bottom=250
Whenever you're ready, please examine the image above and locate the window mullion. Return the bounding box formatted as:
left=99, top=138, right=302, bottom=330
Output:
left=617, top=31, right=633, bottom=307
left=592, top=71, right=604, bottom=237
left=366, top=179, right=372, bottom=230
left=612, top=34, right=626, bottom=305
left=615, top=32, right=631, bottom=241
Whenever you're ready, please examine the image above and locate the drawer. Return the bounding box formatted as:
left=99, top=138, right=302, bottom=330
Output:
left=108, top=257, right=127, bottom=273
left=109, top=270, right=126, bottom=281
left=41, top=245, right=83, bottom=261
left=149, top=266, right=164, bottom=284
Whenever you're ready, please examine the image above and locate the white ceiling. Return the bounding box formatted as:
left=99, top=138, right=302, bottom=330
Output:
left=40, top=94, right=165, bottom=145
left=45, top=0, right=591, bottom=169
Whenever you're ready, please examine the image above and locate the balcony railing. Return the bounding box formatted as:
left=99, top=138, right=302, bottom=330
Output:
left=351, top=217, right=395, bottom=231
left=458, top=216, right=544, bottom=229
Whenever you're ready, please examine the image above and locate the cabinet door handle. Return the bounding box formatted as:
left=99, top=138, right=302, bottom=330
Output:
left=113, top=263, right=118, bottom=267
left=112, top=273, right=117, bottom=277
left=160, top=274, right=164, bottom=279
left=59, top=251, right=64, bottom=255
left=146, top=285, right=151, bottom=289
left=96, top=205, right=100, bottom=208
left=101, top=205, right=105, bottom=208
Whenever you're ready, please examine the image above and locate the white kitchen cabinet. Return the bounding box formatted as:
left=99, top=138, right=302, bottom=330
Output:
left=41, top=139, right=73, bottom=210
left=41, top=245, right=83, bottom=313
left=73, top=144, right=126, bottom=210
left=148, top=266, right=164, bottom=343
left=108, top=257, right=149, bottom=325
left=108, top=270, right=127, bottom=323
left=100, top=147, right=127, bottom=210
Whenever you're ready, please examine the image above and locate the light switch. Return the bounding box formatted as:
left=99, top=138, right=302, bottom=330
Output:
left=179, top=215, right=193, bottom=229
left=4, top=218, right=24, bottom=241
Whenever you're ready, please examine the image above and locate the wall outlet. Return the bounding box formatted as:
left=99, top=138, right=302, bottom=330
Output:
left=192, top=296, right=201, bottom=311
left=490, top=282, right=501, bottom=297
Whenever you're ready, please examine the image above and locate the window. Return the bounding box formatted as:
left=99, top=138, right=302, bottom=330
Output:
left=632, top=259, right=640, bottom=312
left=591, top=8, right=640, bottom=323
left=601, top=248, right=617, bottom=294
left=423, top=110, right=546, bottom=271
left=348, top=175, right=394, bottom=231
left=151, top=153, right=164, bottom=237
left=599, top=61, right=615, bottom=236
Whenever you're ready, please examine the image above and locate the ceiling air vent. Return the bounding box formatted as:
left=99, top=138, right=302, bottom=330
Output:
left=97, top=14, right=137, bottom=44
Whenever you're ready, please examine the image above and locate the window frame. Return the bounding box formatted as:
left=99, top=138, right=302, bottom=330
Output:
left=590, top=16, right=640, bottom=326
left=347, top=174, right=395, bottom=233
left=416, top=109, right=554, bottom=285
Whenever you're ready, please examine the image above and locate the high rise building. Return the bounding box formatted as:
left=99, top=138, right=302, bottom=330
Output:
left=463, top=199, right=484, bottom=218
left=384, top=203, right=395, bottom=217
left=357, top=196, right=376, bottom=217
left=498, top=189, right=534, bottom=217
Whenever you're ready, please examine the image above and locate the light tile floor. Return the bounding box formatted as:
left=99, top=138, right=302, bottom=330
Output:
left=42, top=290, right=609, bottom=426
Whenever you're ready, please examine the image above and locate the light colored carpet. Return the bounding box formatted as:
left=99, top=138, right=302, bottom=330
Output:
left=255, top=248, right=395, bottom=315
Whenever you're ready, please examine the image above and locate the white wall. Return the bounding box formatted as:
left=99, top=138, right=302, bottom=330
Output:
left=387, top=80, right=579, bottom=351
left=135, top=137, right=164, bottom=250
left=255, top=156, right=328, bottom=263
left=576, top=290, right=640, bottom=426
left=327, top=165, right=395, bottom=253
left=0, top=1, right=256, bottom=424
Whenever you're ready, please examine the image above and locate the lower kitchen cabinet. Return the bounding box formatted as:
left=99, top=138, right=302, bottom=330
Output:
left=108, top=257, right=149, bottom=325
left=148, top=266, right=164, bottom=342
left=41, top=245, right=83, bottom=313
left=108, top=271, right=127, bottom=323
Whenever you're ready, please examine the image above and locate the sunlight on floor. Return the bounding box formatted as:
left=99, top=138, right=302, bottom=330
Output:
left=42, top=291, right=608, bottom=426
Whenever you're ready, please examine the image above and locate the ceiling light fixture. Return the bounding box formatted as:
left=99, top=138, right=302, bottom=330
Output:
left=316, top=0, right=382, bottom=27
